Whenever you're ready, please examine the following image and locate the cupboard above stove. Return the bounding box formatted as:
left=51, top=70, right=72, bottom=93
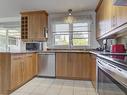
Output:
left=96, top=0, right=127, bottom=39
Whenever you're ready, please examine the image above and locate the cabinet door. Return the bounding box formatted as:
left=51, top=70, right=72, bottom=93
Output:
left=96, top=0, right=105, bottom=38
left=23, top=54, right=37, bottom=82
left=116, top=6, right=127, bottom=27
left=11, top=55, right=22, bottom=90
left=28, top=13, right=48, bottom=41
left=70, top=53, right=82, bottom=78
left=91, top=54, right=96, bottom=88
left=104, top=0, right=112, bottom=33
left=22, top=54, right=30, bottom=81
left=111, top=5, right=127, bottom=30
left=96, top=3, right=102, bottom=37
left=25, top=54, right=33, bottom=80
left=82, top=54, right=91, bottom=80
left=96, top=10, right=101, bottom=38
left=56, top=53, right=91, bottom=80
left=29, top=13, right=41, bottom=40
left=56, top=53, right=68, bottom=77
left=32, top=53, right=38, bottom=76
left=38, top=13, right=48, bottom=39
left=99, top=0, right=106, bottom=36
left=111, top=5, right=118, bottom=29
left=96, top=0, right=112, bottom=38
left=70, top=53, right=90, bottom=79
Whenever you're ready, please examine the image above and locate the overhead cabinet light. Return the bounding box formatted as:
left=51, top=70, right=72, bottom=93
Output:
left=113, top=0, right=127, bottom=6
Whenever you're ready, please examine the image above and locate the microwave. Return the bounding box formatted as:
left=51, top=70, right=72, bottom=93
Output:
left=26, top=42, right=43, bottom=51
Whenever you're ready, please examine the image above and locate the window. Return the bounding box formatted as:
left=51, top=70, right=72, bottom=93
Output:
left=53, top=24, right=70, bottom=46
left=0, top=29, right=21, bottom=51
left=52, top=22, right=90, bottom=47
left=8, top=29, right=21, bottom=46
left=72, top=23, right=89, bottom=46
left=0, top=30, right=6, bottom=51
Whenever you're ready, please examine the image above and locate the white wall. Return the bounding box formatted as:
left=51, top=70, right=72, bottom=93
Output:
left=47, top=11, right=99, bottom=49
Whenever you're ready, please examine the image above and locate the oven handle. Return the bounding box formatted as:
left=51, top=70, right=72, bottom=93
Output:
left=97, top=60, right=127, bottom=88
left=98, top=60, right=127, bottom=78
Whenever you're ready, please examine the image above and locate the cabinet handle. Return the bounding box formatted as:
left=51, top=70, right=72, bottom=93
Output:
left=43, top=27, right=48, bottom=38
left=21, top=62, right=24, bottom=72
left=112, top=16, right=117, bottom=27
left=42, top=27, right=45, bottom=37
left=112, top=16, right=115, bottom=27
left=115, top=16, right=117, bottom=27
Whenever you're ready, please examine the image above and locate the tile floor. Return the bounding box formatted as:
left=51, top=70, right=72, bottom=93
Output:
left=10, top=78, right=97, bottom=95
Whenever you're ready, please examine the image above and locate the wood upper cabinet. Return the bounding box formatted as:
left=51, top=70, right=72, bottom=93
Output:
left=96, top=0, right=112, bottom=38
left=115, top=6, right=127, bottom=28
left=21, top=11, right=48, bottom=41
left=96, top=0, right=105, bottom=37
left=111, top=5, right=127, bottom=29
left=56, top=53, right=90, bottom=80
left=90, top=54, right=96, bottom=89
left=96, top=8, right=101, bottom=38
left=96, top=0, right=127, bottom=39
left=104, top=0, right=112, bottom=33
left=111, top=5, right=118, bottom=29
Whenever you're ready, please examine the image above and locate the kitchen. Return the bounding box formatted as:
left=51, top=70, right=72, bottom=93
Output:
left=0, top=0, right=127, bottom=95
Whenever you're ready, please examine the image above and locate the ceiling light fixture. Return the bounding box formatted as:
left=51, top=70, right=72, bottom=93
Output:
left=64, top=9, right=75, bottom=24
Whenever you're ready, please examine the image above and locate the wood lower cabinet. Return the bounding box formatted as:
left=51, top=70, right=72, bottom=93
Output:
left=11, top=53, right=37, bottom=90
left=23, top=54, right=33, bottom=81
left=0, top=53, right=11, bottom=95
left=81, top=54, right=91, bottom=79
left=56, top=53, right=68, bottom=78
left=90, top=54, right=96, bottom=88
left=70, top=53, right=90, bottom=79
left=0, top=53, right=37, bottom=95
left=11, top=55, right=23, bottom=90
left=56, top=53, right=90, bottom=80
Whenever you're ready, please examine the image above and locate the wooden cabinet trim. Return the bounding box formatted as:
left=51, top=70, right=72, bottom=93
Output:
left=95, top=0, right=103, bottom=12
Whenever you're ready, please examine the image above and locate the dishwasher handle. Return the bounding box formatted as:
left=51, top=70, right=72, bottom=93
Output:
left=38, top=53, right=55, bottom=55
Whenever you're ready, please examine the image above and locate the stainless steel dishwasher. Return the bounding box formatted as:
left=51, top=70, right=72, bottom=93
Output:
left=38, top=53, right=55, bottom=77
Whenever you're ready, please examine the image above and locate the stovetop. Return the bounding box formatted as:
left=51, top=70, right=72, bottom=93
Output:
left=99, top=52, right=127, bottom=67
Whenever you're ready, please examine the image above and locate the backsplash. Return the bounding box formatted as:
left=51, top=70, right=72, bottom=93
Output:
left=105, top=36, right=127, bottom=51
left=98, top=34, right=127, bottom=52
left=117, top=36, right=127, bottom=49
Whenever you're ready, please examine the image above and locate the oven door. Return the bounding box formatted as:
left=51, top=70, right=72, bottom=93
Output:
left=97, top=59, right=127, bottom=95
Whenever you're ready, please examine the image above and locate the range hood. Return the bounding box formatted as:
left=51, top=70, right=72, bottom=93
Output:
left=113, top=0, right=127, bottom=6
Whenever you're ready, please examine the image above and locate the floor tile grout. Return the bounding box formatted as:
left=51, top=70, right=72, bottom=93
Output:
left=10, top=78, right=97, bottom=95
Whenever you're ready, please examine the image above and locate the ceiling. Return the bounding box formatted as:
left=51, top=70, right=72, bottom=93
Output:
left=0, top=0, right=99, bottom=18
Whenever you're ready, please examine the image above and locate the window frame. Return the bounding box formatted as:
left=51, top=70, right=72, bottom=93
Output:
left=52, top=22, right=90, bottom=48
left=0, top=28, right=21, bottom=51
